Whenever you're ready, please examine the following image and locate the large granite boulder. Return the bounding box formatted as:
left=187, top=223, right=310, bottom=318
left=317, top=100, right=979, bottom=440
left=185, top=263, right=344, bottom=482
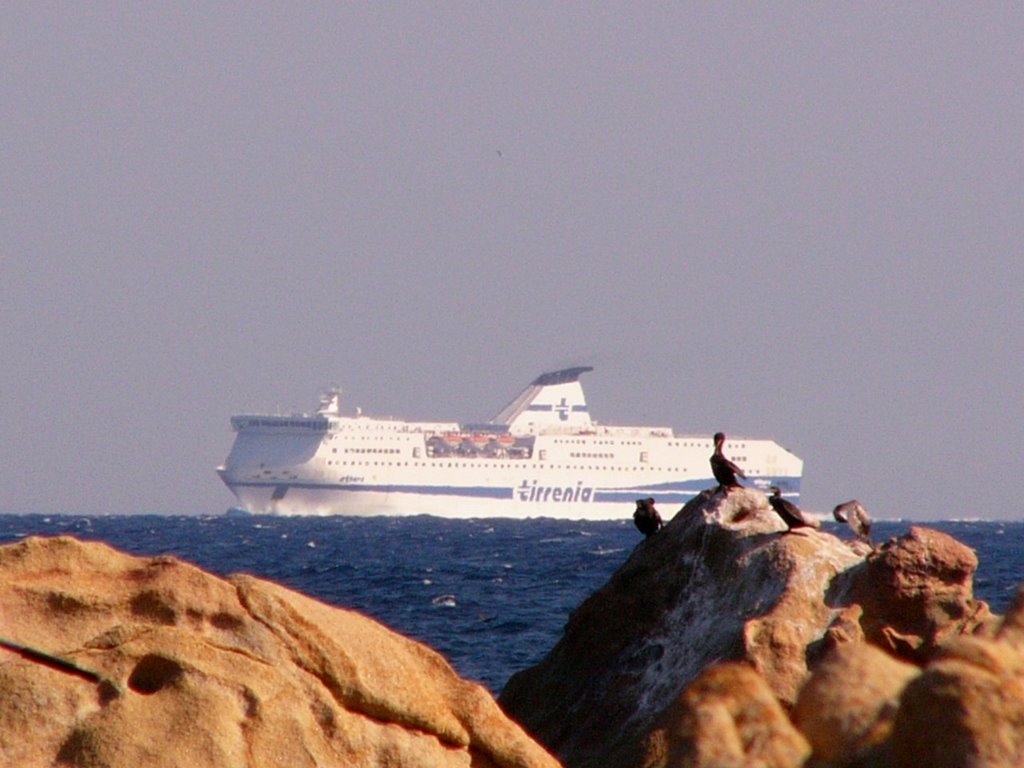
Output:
left=0, top=536, right=560, bottom=768
left=499, top=488, right=863, bottom=768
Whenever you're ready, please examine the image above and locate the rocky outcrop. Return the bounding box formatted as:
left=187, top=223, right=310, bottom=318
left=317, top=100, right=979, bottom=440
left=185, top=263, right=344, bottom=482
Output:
left=499, top=488, right=863, bottom=767
left=2, top=504, right=1012, bottom=768
left=0, top=536, right=559, bottom=768
left=846, top=526, right=994, bottom=662
left=499, top=490, right=998, bottom=768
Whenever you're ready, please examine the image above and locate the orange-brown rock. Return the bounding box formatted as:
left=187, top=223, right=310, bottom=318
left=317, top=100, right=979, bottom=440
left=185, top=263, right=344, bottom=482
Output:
left=0, top=536, right=560, bottom=768
left=652, top=662, right=810, bottom=768
left=995, top=584, right=1024, bottom=645
left=889, top=634, right=1024, bottom=768
left=500, top=488, right=863, bottom=768
left=818, top=604, right=867, bottom=657
left=847, top=526, right=992, bottom=662
left=793, top=643, right=918, bottom=767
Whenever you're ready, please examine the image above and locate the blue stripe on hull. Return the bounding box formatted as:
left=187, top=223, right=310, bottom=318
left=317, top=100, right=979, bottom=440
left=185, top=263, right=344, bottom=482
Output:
left=228, top=476, right=802, bottom=505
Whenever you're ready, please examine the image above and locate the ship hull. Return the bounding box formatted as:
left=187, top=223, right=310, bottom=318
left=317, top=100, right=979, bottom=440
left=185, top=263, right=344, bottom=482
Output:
left=220, top=475, right=801, bottom=520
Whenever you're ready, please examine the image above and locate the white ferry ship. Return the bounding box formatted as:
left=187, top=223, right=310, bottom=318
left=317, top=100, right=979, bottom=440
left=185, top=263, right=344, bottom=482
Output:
left=217, top=367, right=803, bottom=519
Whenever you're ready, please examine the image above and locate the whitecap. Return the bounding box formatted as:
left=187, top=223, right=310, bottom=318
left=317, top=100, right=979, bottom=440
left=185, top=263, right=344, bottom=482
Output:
left=431, top=594, right=457, bottom=607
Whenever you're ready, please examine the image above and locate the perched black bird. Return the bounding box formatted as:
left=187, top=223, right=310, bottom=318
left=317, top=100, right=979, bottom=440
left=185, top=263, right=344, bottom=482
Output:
left=768, top=486, right=815, bottom=531
left=633, top=497, right=663, bottom=537
left=710, top=432, right=746, bottom=490
left=833, top=500, right=873, bottom=546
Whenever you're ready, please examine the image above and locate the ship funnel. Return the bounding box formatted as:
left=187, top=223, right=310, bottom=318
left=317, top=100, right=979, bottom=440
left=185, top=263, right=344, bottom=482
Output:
left=493, top=367, right=593, bottom=432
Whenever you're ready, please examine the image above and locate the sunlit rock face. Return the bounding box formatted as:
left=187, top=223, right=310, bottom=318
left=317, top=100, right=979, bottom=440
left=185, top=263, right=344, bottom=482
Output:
left=0, top=536, right=560, bottom=768
left=845, top=525, right=994, bottom=662
left=499, top=487, right=863, bottom=768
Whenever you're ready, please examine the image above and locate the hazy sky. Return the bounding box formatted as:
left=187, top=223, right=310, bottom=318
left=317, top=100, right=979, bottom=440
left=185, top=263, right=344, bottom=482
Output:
left=3, top=4, right=1022, bottom=520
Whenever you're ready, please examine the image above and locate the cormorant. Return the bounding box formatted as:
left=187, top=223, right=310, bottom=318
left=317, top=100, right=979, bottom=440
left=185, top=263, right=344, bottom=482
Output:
left=710, top=432, right=746, bottom=491
left=633, top=497, right=663, bottom=537
left=833, top=500, right=872, bottom=546
left=768, top=486, right=815, bottom=531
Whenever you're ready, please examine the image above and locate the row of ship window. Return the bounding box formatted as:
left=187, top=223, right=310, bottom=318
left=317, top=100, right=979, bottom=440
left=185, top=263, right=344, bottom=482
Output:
left=546, top=439, right=741, bottom=449
left=331, top=448, right=671, bottom=460
left=323, top=460, right=689, bottom=471
left=326, top=453, right=749, bottom=463
left=326, top=444, right=749, bottom=458
left=327, top=436, right=746, bottom=450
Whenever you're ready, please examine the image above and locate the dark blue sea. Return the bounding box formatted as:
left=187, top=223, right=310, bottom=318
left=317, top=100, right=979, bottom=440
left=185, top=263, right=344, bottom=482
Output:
left=1, top=515, right=1021, bottom=694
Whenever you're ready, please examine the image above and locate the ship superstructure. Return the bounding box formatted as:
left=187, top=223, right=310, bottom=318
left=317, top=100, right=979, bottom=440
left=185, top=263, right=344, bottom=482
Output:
left=217, top=367, right=802, bottom=519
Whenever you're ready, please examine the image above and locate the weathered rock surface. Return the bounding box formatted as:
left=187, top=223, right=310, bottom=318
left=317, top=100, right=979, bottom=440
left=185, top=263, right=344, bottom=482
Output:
left=652, top=662, right=810, bottom=768
left=499, top=488, right=863, bottom=768
left=499, top=491, right=1003, bottom=768
left=3, top=509, right=1011, bottom=768
left=885, top=590, right=1024, bottom=768
left=0, top=536, right=560, bottom=768
left=793, top=643, right=918, bottom=766
left=845, top=525, right=993, bottom=662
